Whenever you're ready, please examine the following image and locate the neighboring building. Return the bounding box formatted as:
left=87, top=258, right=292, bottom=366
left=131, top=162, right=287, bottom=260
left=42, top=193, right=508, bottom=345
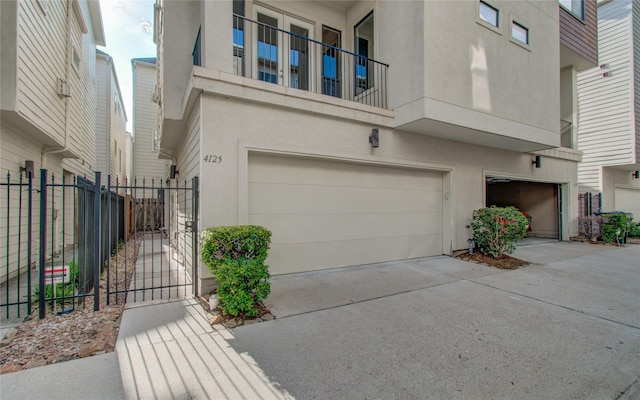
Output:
left=577, top=0, right=640, bottom=219
left=156, top=0, right=597, bottom=293
left=1, top=0, right=105, bottom=282
left=96, top=49, right=128, bottom=188
left=132, top=57, right=168, bottom=188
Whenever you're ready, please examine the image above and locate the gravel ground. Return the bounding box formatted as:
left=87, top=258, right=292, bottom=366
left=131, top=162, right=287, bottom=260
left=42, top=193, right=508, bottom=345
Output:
left=0, top=233, right=151, bottom=374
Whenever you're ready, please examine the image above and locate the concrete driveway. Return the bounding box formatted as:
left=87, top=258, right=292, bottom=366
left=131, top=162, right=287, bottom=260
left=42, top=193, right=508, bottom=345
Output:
left=229, top=242, right=640, bottom=399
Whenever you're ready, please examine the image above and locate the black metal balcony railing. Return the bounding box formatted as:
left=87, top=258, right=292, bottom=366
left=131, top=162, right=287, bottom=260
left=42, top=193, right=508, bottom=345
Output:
left=561, top=119, right=573, bottom=148
left=232, top=14, right=388, bottom=109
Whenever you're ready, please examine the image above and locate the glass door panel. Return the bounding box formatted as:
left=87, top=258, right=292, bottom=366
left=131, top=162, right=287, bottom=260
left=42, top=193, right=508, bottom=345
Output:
left=257, top=12, right=279, bottom=84
left=322, top=26, right=341, bottom=98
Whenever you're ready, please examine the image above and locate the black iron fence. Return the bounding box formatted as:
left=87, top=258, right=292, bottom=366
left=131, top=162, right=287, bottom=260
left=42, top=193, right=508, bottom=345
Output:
left=1, top=170, right=199, bottom=322
left=577, top=192, right=602, bottom=239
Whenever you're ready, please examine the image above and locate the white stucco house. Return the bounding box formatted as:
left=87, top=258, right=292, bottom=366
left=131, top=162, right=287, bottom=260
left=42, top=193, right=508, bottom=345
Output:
left=155, top=0, right=598, bottom=293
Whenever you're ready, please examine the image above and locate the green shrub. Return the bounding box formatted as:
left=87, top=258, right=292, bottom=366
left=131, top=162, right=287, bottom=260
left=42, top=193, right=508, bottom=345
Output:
left=470, top=206, right=528, bottom=259
left=34, top=260, right=79, bottom=308
left=200, top=225, right=271, bottom=317
left=629, top=222, right=640, bottom=238
left=599, top=213, right=631, bottom=243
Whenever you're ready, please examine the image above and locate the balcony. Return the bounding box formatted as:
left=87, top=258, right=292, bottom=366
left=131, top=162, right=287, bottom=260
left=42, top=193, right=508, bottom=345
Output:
left=226, top=14, right=389, bottom=109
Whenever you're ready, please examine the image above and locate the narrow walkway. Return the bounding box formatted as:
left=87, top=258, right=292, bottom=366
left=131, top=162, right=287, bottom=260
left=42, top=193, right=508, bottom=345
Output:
left=116, top=239, right=292, bottom=399
left=125, top=239, right=192, bottom=304
left=116, top=299, right=293, bottom=399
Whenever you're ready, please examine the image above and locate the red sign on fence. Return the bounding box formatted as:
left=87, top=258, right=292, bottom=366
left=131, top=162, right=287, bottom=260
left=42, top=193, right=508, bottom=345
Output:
left=44, top=265, right=70, bottom=285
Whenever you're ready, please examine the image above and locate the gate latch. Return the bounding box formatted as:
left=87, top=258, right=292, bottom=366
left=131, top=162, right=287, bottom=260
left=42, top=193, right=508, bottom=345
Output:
left=185, top=221, right=196, bottom=233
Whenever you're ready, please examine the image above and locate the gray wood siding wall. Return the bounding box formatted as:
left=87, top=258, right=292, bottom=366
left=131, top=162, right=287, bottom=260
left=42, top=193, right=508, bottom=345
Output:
left=634, top=2, right=640, bottom=162
left=560, top=0, right=598, bottom=65
left=172, top=101, right=201, bottom=283
left=577, top=0, right=635, bottom=192
left=16, top=1, right=67, bottom=145
left=96, top=57, right=110, bottom=173
left=133, top=61, right=166, bottom=181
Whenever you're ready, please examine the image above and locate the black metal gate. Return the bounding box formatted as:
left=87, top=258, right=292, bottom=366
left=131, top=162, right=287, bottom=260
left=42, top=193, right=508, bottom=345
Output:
left=1, top=169, right=199, bottom=322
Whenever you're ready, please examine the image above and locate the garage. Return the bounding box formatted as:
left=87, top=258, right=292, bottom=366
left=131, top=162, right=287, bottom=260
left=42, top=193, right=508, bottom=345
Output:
left=614, top=187, right=640, bottom=220
left=248, top=154, right=444, bottom=275
left=486, top=178, right=560, bottom=239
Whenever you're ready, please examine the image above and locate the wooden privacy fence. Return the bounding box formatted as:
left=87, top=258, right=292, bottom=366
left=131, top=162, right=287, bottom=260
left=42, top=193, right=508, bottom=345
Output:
left=128, top=197, right=164, bottom=233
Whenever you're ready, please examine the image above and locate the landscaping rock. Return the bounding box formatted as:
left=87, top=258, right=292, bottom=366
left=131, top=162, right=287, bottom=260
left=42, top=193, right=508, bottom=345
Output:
left=208, top=314, right=223, bottom=325
left=261, top=313, right=274, bottom=321
left=0, top=364, right=22, bottom=374
left=0, top=328, right=18, bottom=347
left=77, top=340, right=105, bottom=358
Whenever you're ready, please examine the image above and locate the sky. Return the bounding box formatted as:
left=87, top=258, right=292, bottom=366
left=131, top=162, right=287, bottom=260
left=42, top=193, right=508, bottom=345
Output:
left=97, top=0, right=156, bottom=132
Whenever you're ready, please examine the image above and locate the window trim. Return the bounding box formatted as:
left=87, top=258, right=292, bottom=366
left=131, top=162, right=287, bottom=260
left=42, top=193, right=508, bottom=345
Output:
left=510, top=20, right=531, bottom=50
left=476, top=0, right=501, bottom=35
left=559, top=0, right=585, bottom=21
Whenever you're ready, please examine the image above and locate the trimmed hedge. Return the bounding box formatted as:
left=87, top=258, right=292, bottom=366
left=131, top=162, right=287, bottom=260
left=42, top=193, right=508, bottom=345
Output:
left=470, top=206, right=528, bottom=259
left=200, top=225, right=271, bottom=317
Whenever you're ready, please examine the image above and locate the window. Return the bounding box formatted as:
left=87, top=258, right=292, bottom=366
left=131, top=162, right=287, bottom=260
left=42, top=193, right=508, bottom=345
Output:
left=233, top=0, right=245, bottom=75
left=559, top=0, right=584, bottom=20
left=322, top=26, right=341, bottom=98
left=511, top=21, right=529, bottom=45
left=72, top=46, right=81, bottom=72
left=152, top=130, right=158, bottom=152
left=289, top=24, right=310, bottom=90
left=354, top=12, right=374, bottom=95
left=257, top=13, right=279, bottom=84
left=479, top=1, right=499, bottom=28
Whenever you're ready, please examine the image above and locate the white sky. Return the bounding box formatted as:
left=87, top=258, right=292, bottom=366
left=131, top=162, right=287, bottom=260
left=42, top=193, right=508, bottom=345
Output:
left=97, top=0, right=156, bottom=133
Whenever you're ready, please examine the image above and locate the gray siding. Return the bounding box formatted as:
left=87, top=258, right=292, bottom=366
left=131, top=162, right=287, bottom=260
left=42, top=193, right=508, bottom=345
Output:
left=133, top=61, right=166, bottom=182
left=15, top=0, right=67, bottom=144
left=634, top=2, right=640, bottom=161
left=577, top=0, right=635, bottom=192
left=96, top=57, right=110, bottom=173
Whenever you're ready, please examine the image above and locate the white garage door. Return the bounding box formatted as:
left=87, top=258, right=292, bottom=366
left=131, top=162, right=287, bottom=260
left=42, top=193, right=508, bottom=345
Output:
left=615, top=187, right=640, bottom=220
left=248, top=154, right=443, bottom=275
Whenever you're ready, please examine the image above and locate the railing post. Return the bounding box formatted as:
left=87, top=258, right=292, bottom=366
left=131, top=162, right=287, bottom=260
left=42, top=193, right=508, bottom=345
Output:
left=38, top=169, right=47, bottom=319
left=93, top=171, right=101, bottom=311
left=191, top=176, right=199, bottom=297
left=27, top=171, right=33, bottom=316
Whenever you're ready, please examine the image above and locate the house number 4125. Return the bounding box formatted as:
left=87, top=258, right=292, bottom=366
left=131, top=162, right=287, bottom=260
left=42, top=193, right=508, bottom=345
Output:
left=203, top=155, right=222, bottom=163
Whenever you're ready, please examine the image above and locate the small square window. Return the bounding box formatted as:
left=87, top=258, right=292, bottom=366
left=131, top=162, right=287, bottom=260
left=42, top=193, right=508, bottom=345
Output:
left=72, top=47, right=81, bottom=71
left=512, top=22, right=529, bottom=45
left=479, top=1, right=499, bottom=28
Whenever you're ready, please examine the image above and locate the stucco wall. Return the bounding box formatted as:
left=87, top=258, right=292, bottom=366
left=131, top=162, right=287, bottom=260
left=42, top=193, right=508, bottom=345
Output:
left=191, top=91, right=577, bottom=282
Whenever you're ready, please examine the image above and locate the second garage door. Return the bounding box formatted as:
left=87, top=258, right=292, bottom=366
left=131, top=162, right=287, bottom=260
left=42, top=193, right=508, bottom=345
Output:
left=248, top=154, right=443, bottom=275
left=614, top=187, right=640, bottom=219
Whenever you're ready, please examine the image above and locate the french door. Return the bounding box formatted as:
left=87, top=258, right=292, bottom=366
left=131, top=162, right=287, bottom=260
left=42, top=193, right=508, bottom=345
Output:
left=253, top=6, right=314, bottom=90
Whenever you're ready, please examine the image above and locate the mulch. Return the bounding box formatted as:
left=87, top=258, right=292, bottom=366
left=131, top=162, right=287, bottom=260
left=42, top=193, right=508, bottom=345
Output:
left=455, top=252, right=529, bottom=269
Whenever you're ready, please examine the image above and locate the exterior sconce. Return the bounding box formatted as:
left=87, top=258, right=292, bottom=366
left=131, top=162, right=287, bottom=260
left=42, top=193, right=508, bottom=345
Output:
left=633, top=171, right=639, bottom=179
left=369, top=128, right=379, bottom=148
left=532, top=155, right=541, bottom=168
left=20, top=160, right=34, bottom=178
left=169, top=164, right=179, bottom=179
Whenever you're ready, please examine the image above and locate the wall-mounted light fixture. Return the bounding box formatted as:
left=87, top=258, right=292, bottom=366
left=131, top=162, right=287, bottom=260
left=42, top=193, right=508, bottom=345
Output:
left=369, top=128, right=379, bottom=148
left=633, top=171, right=639, bottom=179
left=20, top=160, right=34, bottom=178
left=169, top=164, right=179, bottom=179
left=532, top=155, right=541, bottom=169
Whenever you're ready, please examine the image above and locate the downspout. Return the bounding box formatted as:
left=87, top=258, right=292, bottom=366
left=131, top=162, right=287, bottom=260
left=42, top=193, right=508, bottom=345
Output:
left=41, top=0, right=72, bottom=168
